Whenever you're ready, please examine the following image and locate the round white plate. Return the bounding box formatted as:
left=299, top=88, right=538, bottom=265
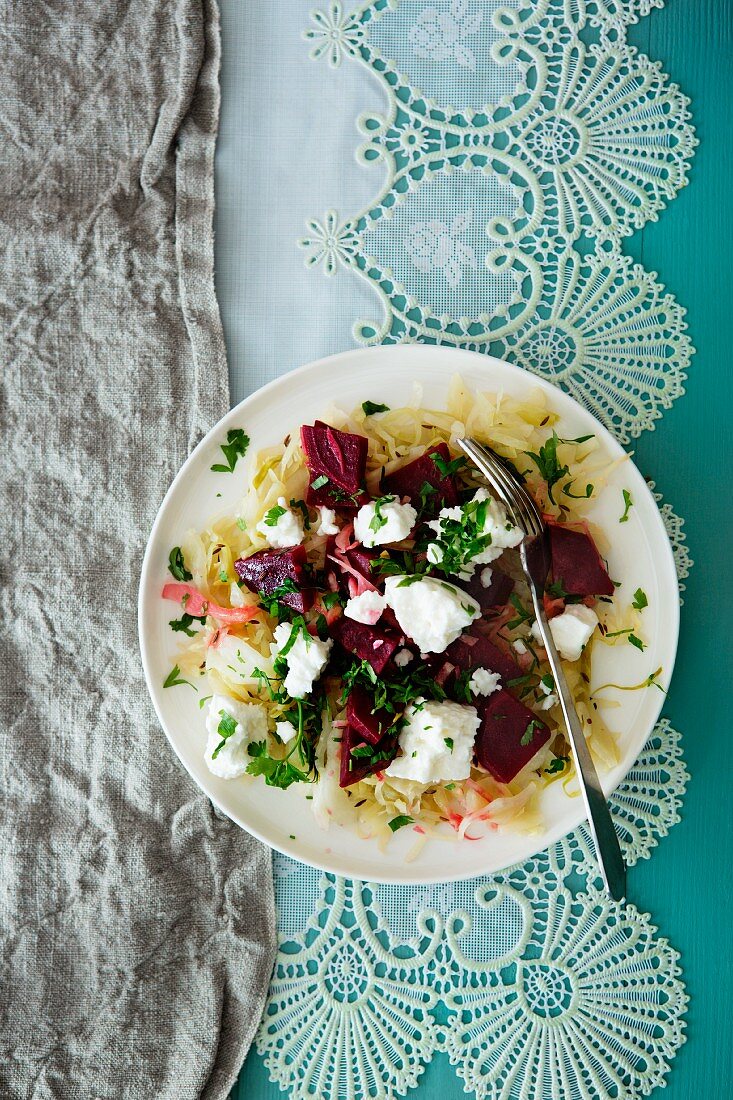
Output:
left=139, top=346, right=678, bottom=884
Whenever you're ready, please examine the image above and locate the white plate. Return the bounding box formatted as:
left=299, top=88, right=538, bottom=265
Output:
left=139, top=346, right=678, bottom=884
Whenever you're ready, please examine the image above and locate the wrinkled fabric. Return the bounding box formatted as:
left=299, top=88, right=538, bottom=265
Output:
left=0, top=2, right=276, bottom=1097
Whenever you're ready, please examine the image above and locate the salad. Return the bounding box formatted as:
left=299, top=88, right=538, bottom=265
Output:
left=161, top=377, right=655, bottom=852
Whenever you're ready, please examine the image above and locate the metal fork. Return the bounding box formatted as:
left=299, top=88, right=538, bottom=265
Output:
left=458, top=437, right=626, bottom=901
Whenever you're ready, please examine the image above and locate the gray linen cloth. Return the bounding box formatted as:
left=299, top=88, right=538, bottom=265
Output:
left=0, top=1, right=276, bottom=1096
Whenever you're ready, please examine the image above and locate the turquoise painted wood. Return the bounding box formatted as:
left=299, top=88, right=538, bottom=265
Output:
left=225, top=1, right=733, bottom=1096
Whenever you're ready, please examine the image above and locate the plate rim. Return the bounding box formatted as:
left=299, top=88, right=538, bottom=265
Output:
left=138, top=345, right=679, bottom=884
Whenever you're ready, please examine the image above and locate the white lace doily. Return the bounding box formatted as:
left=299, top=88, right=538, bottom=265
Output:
left=253, top=4, right=696, bottom=1097
left=298, top=0, right=696, bottom=442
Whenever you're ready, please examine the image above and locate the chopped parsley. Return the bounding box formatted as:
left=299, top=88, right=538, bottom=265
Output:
left=263, top=504, right=287, bottom=526
left=561, top=481, right=594, bottom=499
left=168, top=612, right=206, bottom=637
left=632, top=587, right=648, bottom=610
left=163, top=664, right=196, bottom=690
left=545, top=578, right=567, bottom=599
left=520, top=718, right=543, bottom=747
left=396, top=573, right=425, bottom=588
left=168, top=546, right=192, bottom=582
left=524, top=432, right=593, bottom=504
left=545, top=755, right=568, bottom=775
left=417, top=481, right=438, bottom=511
left=619, top=489, right=633, bottom=523
left=387, top=815, right=414, bottom=832
left=443, top=737, right=454, bottom=751
left=362, top=400, right=390, bottom=416
left=246, top=696, right=323, bottom=789
left=422, top=493, right=499, bottom=577
left=310, top=474, right=329, bottom=491
left=211, top=428, right=250, bottom=473
left=210, top=710, right=238, bottom=760
left=507, top=593, right=533, bottom=630
left=369, top=496, right=392, bottom=535
left=289, top=498, right=311, bottom=529
left=430, top=452, right=467, bottom=478
left=605, top=627, right=646, bottom=650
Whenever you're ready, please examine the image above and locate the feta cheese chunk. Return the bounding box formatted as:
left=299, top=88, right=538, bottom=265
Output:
left=534, top=604, right=599, bottom=662
left=256, top=496, right=305, bottom=548
left=383, top=575, right=480, bottom=654
left=393, top=647, right=413, bottom=668
left=344, top=589, right=386, bottom=625
left=426, top=488, right=523, bottom=579
left=353, top=496, right=417, bottom=548
left=316, top=506, right=339, bottom=536
left=385, top=699, right=480, bottom=783
left=480, top=566, right=494, bottom=588
left=204, top=695, right=268, bottom=779
left=468, top=667, right=502, bottom=697
left=272, top=622, right=332, bottom=697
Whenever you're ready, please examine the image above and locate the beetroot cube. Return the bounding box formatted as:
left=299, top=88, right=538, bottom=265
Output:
left=459, top=565, right=515, bottom=612
left=549, top=525, right=614, bottom=597
left=346, top=684, right=394, bottom=745
left=382, top=442, right=459, bottom=515
left=343, top=545, right=380, bottom=582
left=331, top=618, right=399, bottom=675
left=234, top=545, right=314, bottom=612
left=475, top=689, right=550, bottom=783
left=339, top=723, right=399, bottom=787
left=306, top=480, right=369, bottom=512
left=301, top=421, right=368, bottom=495
left=445, top=628, right=523, bottom=683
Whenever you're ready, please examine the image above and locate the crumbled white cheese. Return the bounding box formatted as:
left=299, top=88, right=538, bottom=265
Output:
left=385, top=698, right=480, bottom=783
left=480, top=566, right=494, bottom=588
left=468, top=667, right=502, bottom=697
left=539, top=694, right=558, bottom=710
left=426, top=488, right=523, bottom=579
left=383, top=575, right=480, bottom=654
left=204, top=695, right=268, bottom=779
left=344, top=589, right=386, bottom=625
left=534, top=604, right=599, bottom=662
left=275, top=719, right=297, bottom=743
left=256, top=496, right=304, bottom=548
left=393, top=647, right=413, bottom=668
left=512, top=638, right=528, bottom=655
left=316, top=506, right=339, bottom=537
left=353, top=496, right=417, bottom=548
left=272, top=622, right=332, bottom=697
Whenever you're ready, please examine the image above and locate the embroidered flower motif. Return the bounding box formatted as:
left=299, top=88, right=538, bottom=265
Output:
left=517, top=43, right=696, bottom=237
left=257, top=885, right=439, bottom=1099
left=298, top=210, right=360, bottom=276
left=504, top=247, right=692, bottom=442
left=405, top=210, right=477, bottom=288
left=444, top=887, right=687, bottom=1100
left=409, top=0, right=483, bottom=71
left=303, top=3, right=364, bottom=68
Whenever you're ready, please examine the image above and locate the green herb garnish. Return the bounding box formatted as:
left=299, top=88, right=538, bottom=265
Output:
left=443, top=737, right=454, bottom=751
left=311, top=474, right=329, bottom=491
left=632, top=587, right=648, bottom=610
left=168, top=612, right=206, bottom=637
left=545, top=755, right=568, bottom=775
left=362, top=401, right=390, bottom=416
left=168, top=546, right=192, bottom=582
left=263, top=504, right=287, bottom=526
left=430, top=451, right=467, bottom=478
left=619, top=489, right=633, bottom=523
left=520, top=718, right=543, bottom=746
left=387, top=815, right=414, bottom=832
left=163, top=664, right=196, bottom=690
left=211, top=428, right=250, bottom=473
left=210, top=710, right=238, bottom=760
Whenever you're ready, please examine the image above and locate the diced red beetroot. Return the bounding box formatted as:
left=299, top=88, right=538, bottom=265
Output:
left=301, top=421, right=368, bottom=495
left=549, top=524, right=614, bottom=597
left=474, top=689, right=551, bottom=783
left=330, top=618, right=399, bottom=675
left=344, top=545, right=380, bottom=582
left=445, top=627, right=523, bottom=683
left=339, top=724, right=398, bottom=787
left=306, top=481, right=369, bottom=511
left=346, top=684, right=394, bottom=745
left=458, top=565, right=515, bottom=612
left=381, top=443, right=459, bottom=515
left=234, top=546, right=314, bottom=613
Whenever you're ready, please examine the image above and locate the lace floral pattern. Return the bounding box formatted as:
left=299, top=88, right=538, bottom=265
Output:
left=254, top=4, right=696, bottom=1097
left=258, top=719, right=689, bottom=1100
left=298, top=0, right=696, bottom=442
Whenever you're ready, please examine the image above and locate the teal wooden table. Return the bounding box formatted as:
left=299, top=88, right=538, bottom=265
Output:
left=220, top=1, right=733, bottom=1096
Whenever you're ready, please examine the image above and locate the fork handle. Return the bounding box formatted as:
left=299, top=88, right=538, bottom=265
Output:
left=527, top=582, right=627, bottom=901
